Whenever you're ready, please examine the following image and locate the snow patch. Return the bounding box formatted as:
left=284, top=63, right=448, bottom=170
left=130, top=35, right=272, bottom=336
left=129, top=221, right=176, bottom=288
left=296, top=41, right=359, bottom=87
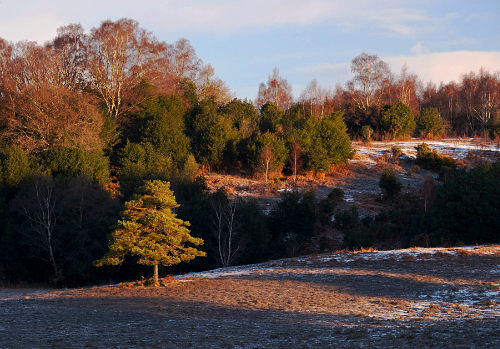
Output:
left=352, top=138, right=500, bottom=167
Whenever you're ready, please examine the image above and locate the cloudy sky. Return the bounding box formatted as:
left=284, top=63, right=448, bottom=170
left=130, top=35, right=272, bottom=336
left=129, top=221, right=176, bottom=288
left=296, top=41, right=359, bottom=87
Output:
left=1, top=0, right=499, bottom=99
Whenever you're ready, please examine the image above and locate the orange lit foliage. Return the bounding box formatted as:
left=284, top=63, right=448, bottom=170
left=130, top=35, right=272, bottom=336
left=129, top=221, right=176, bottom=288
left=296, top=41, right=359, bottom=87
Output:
left=256, top=68, right=293, bottom=111
left=0, top=41, right=103, bottom=153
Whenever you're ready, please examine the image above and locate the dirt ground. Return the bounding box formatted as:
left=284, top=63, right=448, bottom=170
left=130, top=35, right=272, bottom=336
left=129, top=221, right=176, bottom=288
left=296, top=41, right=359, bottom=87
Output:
left=1, top=246, right=498, bottom=348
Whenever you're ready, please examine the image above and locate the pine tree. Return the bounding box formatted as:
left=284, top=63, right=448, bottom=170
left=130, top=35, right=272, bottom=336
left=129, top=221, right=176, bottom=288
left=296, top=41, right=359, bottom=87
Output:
left=95, top=180, right=205, bottom=285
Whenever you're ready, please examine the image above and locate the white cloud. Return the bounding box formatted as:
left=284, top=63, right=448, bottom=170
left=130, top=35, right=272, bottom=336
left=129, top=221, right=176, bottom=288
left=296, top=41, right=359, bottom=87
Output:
left=297, top=51, right=500, bottom=91
left=386, top=51, right=500, bottom=84
left=136, top=0, right=364, bottom=34
left=0, top=0, right=437, bottom=43
left=367, top=8, right=429, bottom=36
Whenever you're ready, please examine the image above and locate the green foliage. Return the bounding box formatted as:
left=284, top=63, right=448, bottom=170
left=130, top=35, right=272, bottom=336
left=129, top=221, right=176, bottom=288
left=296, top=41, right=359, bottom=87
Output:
left=269, top=189, right=316, bottom=257
left=320, top=112, right=353, bottom=164
left=170, top=178, right=215, bottom=269
left=380, top=102, right=416, bottom=138
left=282, top=105, right=307, bottom=134
left=487, top=110, right=500, bottom=139
left=300, top=113, right=352, bottom=172
left=36, top=147, right=110, bottom=185
left=0, top=146, right=31, bottom=187
left=415, top=143, right=456, bottom=177
left=0, top=185, right=18, bottom=283
left=135, top=95, right=191, bottom=167
left=379, top=168, right=402, bottom=199
left=99, top=111, right=121, bottom=156
left=317, top=188, right=344, bottom=225
left=248, top=132, right=288, bottom=173
left=56, top=176, right=120, bottom=285
left=306, top=142, right=330, bottom=173
left=218, top=100, right=259, bottom=167
left=179, top=78, right=199, bottom=108
left=343, top=106, right=380, bottom=139
left=371, top=193, right=424, bottom=245
left=219, top=98, right=259, bottom=139
left=186, top=100, right=238, bottom=168
left=95, top=180, right=205, bottom=271
left=336, top=193, right=426, bottom=249
left=360, top=125, right=374, bottom=142
left=417, top=107, right=443, bottom=137
left=179, top=154, right=199, bottom=181
left=335, top=161, right=500, bottom=250
left=430, top=162, right=500, bottom=245
left=259, top=102, right=284, bottom=133
left=117, top=141, right=173, bottom=195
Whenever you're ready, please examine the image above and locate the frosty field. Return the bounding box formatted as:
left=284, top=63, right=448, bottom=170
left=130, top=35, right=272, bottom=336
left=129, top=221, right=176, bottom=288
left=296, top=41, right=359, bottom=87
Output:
left=1, top=245, right=498, bottom=348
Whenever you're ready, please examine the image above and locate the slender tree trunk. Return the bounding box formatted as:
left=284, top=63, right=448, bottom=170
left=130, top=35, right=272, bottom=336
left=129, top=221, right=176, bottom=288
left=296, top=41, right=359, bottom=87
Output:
left=46, top=225, right=58, bottom=278
left=153, top=264, right=159, bottom=286
left=293, top=155, right=297, bottom=183
left=265, top=159, right=269, bottom=185
left=224, top=201, right=237, bottom=267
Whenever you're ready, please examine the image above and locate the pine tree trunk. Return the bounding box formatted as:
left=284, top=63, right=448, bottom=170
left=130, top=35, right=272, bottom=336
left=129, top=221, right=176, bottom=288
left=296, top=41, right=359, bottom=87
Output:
left=153, top=264, right=159, bottom=286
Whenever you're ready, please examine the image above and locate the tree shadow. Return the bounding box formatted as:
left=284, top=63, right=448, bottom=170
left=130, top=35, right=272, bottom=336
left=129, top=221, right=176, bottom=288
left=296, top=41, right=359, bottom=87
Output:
left=2, top=296, right=498, bottom=348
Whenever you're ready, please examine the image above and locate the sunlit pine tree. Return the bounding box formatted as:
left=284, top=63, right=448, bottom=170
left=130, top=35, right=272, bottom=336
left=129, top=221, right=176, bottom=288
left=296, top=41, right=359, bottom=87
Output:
left=95, top=180, right=205, bottom=285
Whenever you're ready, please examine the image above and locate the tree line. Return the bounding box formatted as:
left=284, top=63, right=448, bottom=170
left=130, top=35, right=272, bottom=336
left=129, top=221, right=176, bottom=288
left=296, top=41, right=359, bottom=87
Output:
left=0, top=18, right=499, bottom=285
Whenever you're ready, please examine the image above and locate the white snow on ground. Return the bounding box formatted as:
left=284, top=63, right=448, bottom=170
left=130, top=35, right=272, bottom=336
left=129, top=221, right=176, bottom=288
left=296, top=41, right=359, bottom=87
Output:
left=353, top=138, right=500, bottom=165
left=176, top=245, right=500, bottom=280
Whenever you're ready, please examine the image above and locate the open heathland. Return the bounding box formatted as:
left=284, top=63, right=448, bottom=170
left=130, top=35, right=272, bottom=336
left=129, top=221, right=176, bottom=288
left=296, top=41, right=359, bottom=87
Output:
left=1, top=245, right=498, bottom=348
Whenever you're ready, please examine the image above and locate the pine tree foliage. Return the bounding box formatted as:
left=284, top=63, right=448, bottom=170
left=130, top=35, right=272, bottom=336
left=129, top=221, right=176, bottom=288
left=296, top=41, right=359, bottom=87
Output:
left=95, top=180, right=205, bottom=281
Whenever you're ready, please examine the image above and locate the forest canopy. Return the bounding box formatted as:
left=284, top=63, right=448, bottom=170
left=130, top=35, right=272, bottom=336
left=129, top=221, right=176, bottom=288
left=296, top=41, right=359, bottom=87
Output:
left=0, top=18, right=499, bottom=286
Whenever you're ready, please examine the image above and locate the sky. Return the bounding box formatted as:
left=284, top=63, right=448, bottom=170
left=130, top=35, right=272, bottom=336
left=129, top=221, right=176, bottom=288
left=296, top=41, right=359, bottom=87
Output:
left=1, top=0, right=500, bottom=100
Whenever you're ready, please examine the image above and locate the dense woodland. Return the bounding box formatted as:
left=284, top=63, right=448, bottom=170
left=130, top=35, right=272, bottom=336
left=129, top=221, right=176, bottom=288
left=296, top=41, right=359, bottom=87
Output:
left=0, top=18, right=499, bottom=286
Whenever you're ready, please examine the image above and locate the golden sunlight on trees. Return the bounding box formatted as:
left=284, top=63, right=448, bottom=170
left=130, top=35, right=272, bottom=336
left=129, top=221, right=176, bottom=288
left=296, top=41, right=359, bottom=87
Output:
left=196, top=63, right=232, bottom=105
left=1, top=16, right=500, bottom=290
left=347, top=52, right=391, bottom=110
left=256, top=68, right=293, bottom=110
left=169, top=38, right=201, bottom=81
left=95, top=180, right=205, bottom=286
left=0, top=41, right=103, bottom=153
left=88, top=18, right=160, bottom=119
left=299, top=79, right=329, bottom=120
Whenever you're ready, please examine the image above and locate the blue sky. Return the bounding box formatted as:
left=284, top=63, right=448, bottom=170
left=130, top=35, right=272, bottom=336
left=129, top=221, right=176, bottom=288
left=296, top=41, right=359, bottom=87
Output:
left=1, top=0, right=499, bottom=100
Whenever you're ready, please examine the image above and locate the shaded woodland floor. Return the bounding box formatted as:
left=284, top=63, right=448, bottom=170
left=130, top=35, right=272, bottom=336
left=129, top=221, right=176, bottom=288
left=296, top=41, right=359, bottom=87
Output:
left=1, top=246, right=498, bottom=348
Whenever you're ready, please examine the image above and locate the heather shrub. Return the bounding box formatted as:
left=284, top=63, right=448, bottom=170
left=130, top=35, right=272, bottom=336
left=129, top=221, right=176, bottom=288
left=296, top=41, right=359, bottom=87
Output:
left=415, top=143, right=456, bottom=178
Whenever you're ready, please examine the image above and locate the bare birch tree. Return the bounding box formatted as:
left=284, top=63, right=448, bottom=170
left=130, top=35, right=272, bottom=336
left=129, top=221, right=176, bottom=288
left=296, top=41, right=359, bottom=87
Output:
left=289, top=140, right=303, bottom=182
left=210, top=190, right=240, bottom=268
left=15, top=176, right=61, bottom=282
left=256, top=68, right=293, bottom=110
left=348, top=52, right=391, bottom=110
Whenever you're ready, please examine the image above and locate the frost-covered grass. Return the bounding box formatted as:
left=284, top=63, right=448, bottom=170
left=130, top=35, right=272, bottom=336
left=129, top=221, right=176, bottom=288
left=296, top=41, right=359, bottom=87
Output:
left=177, top=245, right=499, bottom=279
left=175, top=245, right=499, bottom=319
left=353, top=138, right=500, bottom=166
left=1, top=245, right=498, bottom=348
